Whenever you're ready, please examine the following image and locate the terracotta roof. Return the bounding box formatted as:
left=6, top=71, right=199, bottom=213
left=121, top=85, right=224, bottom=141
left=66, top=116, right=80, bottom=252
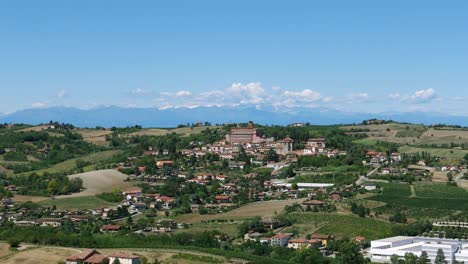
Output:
left=272, top=233, right=291, bottom=239
left=84, top=254, right=107, bottom=264
left=101, top=224, right=121, bottom=231
left=66, top=249, right=96, bottom=261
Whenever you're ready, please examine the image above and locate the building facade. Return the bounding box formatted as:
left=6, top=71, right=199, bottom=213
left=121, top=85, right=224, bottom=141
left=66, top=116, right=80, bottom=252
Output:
left=370, top=236, right=468, bottom=263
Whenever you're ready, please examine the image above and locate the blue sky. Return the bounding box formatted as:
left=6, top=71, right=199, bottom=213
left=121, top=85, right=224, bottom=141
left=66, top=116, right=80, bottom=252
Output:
left=0, top=0, right=467, bottom=114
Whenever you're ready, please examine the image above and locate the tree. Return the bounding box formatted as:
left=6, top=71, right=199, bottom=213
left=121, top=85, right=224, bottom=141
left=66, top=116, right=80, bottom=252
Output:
left=435, top=249, right=447, bottom=264
left=390, top=254, right=400, bottom=264
left=404, top=253, right=419, bottom=264
left=336, top=241, right=365, bottom=264
left=417, top=251, right=429, bottom=264
left=47, top=180, right=58, bottom=195
left=266, top=148, right=279, bottom=162
left=112, top=258, right=121, bottom=264
left=290, top=247, right=328, bottom=264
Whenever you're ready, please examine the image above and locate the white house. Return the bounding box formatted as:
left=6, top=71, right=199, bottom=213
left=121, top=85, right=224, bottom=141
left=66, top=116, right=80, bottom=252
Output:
left=108, top=253, right=140, bottom=264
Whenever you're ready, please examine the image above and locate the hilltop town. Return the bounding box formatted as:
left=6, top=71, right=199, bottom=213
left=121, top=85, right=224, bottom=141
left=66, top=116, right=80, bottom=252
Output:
left=1, top=120, right=468, bottom=263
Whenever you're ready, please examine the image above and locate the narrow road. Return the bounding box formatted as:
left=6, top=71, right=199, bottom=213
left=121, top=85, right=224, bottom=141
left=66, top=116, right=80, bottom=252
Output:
left=354, top=165, right=380, bottom=187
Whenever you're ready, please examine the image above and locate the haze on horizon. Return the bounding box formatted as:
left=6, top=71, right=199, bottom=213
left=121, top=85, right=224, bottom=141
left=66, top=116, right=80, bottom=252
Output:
left=0, top=0, right=467, bottom=116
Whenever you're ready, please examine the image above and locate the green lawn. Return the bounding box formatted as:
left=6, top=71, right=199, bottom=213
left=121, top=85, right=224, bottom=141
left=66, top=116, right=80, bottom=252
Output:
left=284, top=212, right=393, bottom=240
left=38, top=196, right=118, bottom=210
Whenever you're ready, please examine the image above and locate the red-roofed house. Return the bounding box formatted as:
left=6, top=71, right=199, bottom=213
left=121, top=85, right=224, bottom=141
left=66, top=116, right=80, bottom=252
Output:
left=100, top=224, right=121, bottom=233
left=84, top=254, right=107, bottom=264
left=66, top=249, right=100, bottom=264
left=215, top=195, right=231, bottom=204
left=157, top=196, right=175, bottom=210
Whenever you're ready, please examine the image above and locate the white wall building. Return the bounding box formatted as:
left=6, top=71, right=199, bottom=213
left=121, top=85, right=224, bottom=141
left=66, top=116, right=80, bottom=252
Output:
left=370, top=236, right=468, bottom=264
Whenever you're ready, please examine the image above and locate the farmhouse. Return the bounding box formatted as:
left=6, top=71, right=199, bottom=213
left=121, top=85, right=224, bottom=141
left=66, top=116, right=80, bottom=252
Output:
left=66, top=249, right=104, bottom=264
left=108, top=252, right=140, bottom=264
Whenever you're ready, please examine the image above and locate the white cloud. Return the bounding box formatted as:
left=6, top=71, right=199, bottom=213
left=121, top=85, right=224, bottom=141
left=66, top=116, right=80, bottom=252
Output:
left=57, top=89, right=68, bottom=99
left=152, top=83, right=333, bottom=110
left=284, top=89, right=321, bottom=102
left=226, top=82, right=266, bottom=104
left=389, top=88, right=437, bottom=103
left=388, top=93, right=402, bottom=100
left=348, top=93, right=370, bottom=103
left=31, top=102, right=48, bottom=108
left=130, top=88, right=152, bottom=95
left=411, top=88, right=436, bottom=102
left=175, top=90, right=192, bottom=97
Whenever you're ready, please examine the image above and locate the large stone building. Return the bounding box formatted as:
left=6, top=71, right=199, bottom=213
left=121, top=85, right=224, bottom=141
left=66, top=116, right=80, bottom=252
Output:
left=276, top=137, right=294, bottom=155
left=226, top=121, right=263, bottom=144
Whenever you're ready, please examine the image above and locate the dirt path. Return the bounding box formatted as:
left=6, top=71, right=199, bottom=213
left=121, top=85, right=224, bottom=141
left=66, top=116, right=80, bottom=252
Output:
left=410, top=185, right=416, bottom=197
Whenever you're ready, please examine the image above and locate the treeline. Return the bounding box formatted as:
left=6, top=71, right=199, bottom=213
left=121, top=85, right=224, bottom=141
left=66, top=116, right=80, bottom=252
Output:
left=0, top=224, right=370, bottom=264
left=0, top=172, right=83, bottom=196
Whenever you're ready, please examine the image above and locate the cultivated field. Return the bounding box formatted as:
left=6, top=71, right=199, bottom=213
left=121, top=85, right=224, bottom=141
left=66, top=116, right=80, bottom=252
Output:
left=60, top=169, right=134, bottom=198
left=177, top=199, right=306, bottom=223
left=283, top=212, right=393, bottom=240
left=76, top=129, right=112, bottom=146
left=368, top=183, right=468, bottom=214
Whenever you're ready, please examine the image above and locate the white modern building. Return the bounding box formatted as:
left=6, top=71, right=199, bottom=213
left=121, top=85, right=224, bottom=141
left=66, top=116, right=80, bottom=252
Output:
left=370, top=236, right=468, bottom=263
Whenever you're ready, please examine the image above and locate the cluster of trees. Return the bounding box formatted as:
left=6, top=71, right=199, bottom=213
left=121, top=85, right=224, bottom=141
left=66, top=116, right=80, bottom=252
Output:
left=350, top=203, right=370, bottom=218
left=389, top=211, right=408, bottom=223
left=390, top=250, right=444, bottom=264
left=0, top=128, right=101, bottom=173
left=0, top=172, right=83, bottom=196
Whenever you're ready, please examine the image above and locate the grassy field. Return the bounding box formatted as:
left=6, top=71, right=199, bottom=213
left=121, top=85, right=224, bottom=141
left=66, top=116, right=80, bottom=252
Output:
left=176, top=199, right=306, bottom=223
left=176, top=221, right=242, bottom=237
left=398, top=145, right=468, bottom=158
left=0, top=245, right=236, bottom=264
left=38, top=196, right=118, bottom=210
left=283, top=212, right=393, bottom=240
left=21, top=150, right=122, bottom=176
